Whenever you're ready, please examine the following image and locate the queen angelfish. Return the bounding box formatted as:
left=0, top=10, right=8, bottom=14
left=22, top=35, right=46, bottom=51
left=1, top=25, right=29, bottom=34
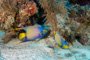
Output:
left=54, top=30, right=69, bottom=49
left=15, top=25, right=49, bottom=44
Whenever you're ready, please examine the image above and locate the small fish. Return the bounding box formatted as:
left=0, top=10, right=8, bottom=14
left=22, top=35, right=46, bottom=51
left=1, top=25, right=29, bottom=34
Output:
left=54, top=30, right=69, bottom=49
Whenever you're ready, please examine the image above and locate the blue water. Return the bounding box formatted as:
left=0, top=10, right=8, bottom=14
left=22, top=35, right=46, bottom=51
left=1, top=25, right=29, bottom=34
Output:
left=0, top=31, right=6, bottom=60
left=0, top=31, right=4, bottom=40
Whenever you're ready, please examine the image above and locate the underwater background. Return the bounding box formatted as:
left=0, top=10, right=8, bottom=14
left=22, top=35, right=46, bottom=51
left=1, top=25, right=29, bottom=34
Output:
left=0, top=0, right=90, bottom=60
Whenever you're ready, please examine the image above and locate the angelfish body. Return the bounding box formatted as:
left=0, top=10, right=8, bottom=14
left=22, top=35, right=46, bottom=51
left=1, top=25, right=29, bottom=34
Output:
left=18, top=25, right=49, bottom=42
left=54, top=31, right=69, bottom=49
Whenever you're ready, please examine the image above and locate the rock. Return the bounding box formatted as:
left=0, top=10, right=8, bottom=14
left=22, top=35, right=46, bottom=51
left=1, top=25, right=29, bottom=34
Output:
left=80, top=35, right=87, bottom=45
left=72, top=40, right=83, bottom=48
left=38, top=37, right=55, bottom=47
left=65, top=53, right=72, bottom=57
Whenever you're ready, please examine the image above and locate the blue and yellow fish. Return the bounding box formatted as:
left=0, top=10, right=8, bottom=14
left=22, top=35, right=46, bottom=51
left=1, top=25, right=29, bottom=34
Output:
left=14, top=25, right=49, bottom=44
left=54, top=30, right=69, bottom=49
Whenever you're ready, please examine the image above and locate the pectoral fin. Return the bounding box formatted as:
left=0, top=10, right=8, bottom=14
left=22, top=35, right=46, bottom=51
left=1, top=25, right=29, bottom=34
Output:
left=14, top=42, right=22, bottom=45
left=57, top=47, right=62, bottom=49
left=40, top=33, right=42, bottom=36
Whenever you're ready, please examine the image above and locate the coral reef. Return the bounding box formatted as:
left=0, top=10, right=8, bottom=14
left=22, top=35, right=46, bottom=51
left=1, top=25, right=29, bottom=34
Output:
left=39, top=0, right=67, bottom=36
left=0, top=0, right=39, bottom=43
left=39, top=0, right=90, bottom=45
left=0, top=0, right=90, bottom=60
left=0, top=0, right=90, bottom=46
